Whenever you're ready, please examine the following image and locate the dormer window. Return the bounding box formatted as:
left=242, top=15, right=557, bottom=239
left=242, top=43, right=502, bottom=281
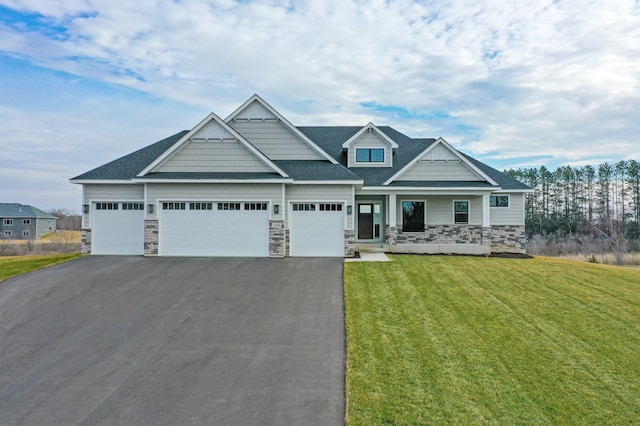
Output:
left=356, top=148, right=384, bottom=163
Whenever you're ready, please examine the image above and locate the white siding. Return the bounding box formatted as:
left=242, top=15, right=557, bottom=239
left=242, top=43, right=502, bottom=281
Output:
left=156, top=139, right=273, bottom=173
left=285, top=185, right=353, bottom=229
left=395, top=195, right=483, bottom=226
left=229, top=120, right=323, bottom=160
left=398, top=160, right=481, bottom=181
left=348, top=132, right=392, bottom=168
left=490, top=193, right=524, bottom=225
left=83, top=184, right=144, bottom=228
left=146, top=183, right=283, bottom=220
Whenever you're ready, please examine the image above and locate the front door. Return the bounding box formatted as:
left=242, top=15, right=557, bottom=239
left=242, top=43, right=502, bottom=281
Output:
left=358, top=204, right=374, bottom=239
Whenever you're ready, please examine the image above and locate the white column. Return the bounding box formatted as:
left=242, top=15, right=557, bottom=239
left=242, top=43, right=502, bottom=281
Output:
left=388, top=194, right=397, bottom=226
left=482, top=194, right=490, bottom=227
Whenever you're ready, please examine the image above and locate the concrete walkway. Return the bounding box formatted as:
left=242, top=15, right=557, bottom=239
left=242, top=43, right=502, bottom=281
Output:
left=345, top=252, right=391, bottom=262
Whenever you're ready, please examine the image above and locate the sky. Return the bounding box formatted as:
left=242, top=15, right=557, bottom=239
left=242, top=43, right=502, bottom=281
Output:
left=1, top=0, right=639, bottom=212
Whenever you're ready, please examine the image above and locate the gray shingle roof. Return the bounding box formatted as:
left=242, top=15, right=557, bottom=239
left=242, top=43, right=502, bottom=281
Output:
left=0, top=203, right=57, bottom=219
left=273, top=160, right=361, bottom=181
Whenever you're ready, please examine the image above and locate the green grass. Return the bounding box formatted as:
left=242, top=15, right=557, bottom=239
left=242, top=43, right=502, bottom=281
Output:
left=0, top=253, right=83, bottom=283
left=345, top=255, right=640, bottom=425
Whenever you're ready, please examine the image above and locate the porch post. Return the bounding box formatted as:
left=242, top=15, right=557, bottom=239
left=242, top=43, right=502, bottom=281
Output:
left=388, top=194, right=396, bottom=226
left=482, top=194, right=490, bottom=227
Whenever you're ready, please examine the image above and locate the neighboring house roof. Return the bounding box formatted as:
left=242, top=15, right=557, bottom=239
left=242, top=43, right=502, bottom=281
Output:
left=0, top=203, right=57, bottom=219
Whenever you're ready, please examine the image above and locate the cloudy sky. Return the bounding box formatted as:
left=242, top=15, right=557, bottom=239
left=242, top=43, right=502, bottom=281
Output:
left=1, top=0, right=639, bottom=211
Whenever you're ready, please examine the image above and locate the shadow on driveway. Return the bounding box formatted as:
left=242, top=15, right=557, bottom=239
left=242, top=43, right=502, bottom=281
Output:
left=0, top=256, right=345, bottom=425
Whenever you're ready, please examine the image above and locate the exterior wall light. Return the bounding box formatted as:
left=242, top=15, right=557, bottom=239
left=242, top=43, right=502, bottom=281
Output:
left=148, top=204, right=155, bottom=214
left=273, top=204, right=280, bottom=214
left=83, top=204, right=89, bottom=214
left=347, top=205, right=353, bottom=215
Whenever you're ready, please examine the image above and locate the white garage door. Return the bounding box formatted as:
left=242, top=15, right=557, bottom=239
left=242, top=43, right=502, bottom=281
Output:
left=159, top=201, right=269, bottom=257
left=92, top=202, right=144, bottom=255
left=290, top=202, right=345, bottom=257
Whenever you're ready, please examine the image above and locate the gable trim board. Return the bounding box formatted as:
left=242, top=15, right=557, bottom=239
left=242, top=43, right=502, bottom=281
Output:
left=71, top=95, right=531, bottom=257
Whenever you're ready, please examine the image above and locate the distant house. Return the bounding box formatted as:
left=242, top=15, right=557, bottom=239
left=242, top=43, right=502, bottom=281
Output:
left=71, top=94, right=531, bottom=257
left=0, top=203, right=57, bottom=240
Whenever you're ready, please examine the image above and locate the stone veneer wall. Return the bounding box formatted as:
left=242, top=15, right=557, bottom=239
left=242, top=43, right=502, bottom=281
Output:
left=144, top=219, right=159, bottom=255
left=490, top=225, right=526, bottom=252
left=81, top=229, right=91, bottom=254
left=396, top=225, right=484, bottom=245
left=284, top=229, right=290, bottom=257
left=269, top=220, right=285, bottom=257
left=344, top=229, right=355, bottom=257
left=386, top=226, right=398, bottom=245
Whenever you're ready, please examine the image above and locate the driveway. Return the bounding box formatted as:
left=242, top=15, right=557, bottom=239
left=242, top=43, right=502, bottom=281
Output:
left=0, top=256, right=345, bottom=425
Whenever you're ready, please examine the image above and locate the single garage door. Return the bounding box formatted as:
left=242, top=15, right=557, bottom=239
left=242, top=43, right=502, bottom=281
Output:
left=159, top=201, right=269, bottom=257
left=289, top=202, right=345, bottom=257
left=92, top=202, right=144, bottom=255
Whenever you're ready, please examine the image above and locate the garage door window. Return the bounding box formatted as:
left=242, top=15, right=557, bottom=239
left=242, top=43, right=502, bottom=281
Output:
left=218, top=202, right=241, bottom=210
left=245, top=202, right=268, bottom=211
left=319, top=203, right=342, bottom=211
left=122, top=203, right=144, bottom=210
left=163, top=202, right=186, bottom=210
left=293, top=203, right=315, bottom=211
left=96, top=202, right=118, bottom=210
left=190, top=202, right=213, bottom=210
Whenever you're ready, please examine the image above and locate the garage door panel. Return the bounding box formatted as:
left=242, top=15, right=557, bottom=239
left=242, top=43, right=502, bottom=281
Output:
left=159, top=203, right=269, bottom=257
left=290, top=203, right=344, bottom=257
left=92, top=204, right=144, bottom=255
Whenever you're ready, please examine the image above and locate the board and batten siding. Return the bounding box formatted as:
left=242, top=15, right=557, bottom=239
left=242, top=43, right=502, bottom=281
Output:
left=155, top=139, right=273, bottom=173
left=146, top=183, right=284, bottom=220
left=83, top=184, right=144, bottom=228
left=395, top=195, right=483, bottom=226
left=285, top=184, right=353, bottom=229
left=347, top=132, right=392, bottom=168
left=490, top=193, right=524, bottom=225
left=229, top=120, right=323, bottom=160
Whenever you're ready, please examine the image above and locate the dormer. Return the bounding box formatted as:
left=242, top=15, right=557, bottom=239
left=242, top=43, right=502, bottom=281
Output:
left=342, top=123, right=398, bottom=168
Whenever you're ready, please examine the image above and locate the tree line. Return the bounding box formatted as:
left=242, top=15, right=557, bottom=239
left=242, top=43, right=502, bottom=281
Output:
left=504, top=160, right=640, bottom=242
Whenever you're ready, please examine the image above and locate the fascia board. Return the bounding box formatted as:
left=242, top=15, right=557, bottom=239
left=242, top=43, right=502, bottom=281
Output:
left=359, top=186, right=501, bottom=193
left=290, top=180, right=364, bottom=185
left=492, top=188, right=534, bottom=193
left=225, top=94, right=339, bottom=164
left=341, top=122, right=399, bottom=149
left=69, top=179, right=138, bottom=184
left=132, top=178, right=294, bottom=184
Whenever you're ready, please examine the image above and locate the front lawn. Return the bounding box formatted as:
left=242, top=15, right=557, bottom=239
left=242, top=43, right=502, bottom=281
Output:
left=0, top=253, right=83, bottom=283
left=344, top=255, right=640, bottom=425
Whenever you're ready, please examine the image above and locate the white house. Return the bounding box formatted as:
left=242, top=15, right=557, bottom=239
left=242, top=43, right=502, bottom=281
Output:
left=70, top=94, right=530, bottom=257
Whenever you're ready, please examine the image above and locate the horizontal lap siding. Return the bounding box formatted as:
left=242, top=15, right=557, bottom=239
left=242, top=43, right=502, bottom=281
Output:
left=156, top=140, right=272, bottom=173
left=230, top=121, right=322, bottom=160
left=83, top=184, right=144, bottom=228
left=490, top=193, right=524, bottom=225
left=396, top=195, right=483, bottom=226
left=399, top=161, right=480, bottom=181
left=348, top=133, right=392, bottom=167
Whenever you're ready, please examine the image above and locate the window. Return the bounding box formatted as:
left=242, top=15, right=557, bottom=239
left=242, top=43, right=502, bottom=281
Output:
left=162, top=202, right=186, bottom=210
left=3, top=219, right=13, bottom=226
left=217, top=202, right=241, bottom=211
left=402, top=201, right=425, bottom=232
left=122, top=202, right=144, bottom=210
left=454, top=201, right=469, bottom=224
left=3, top=230, right=12, bottom=237
left=490, top=195, right=509, bottom=207
left=23, top=230, right=30, bottom=237
left=244, top=202, right=267, bottom=211
left=319, top=203, right=342, bottom=211
left=190, top=202, right=213, bottom=210
left=292, top=203, right=316, bottom=211
left=23, top=219, right=31, bottom=225
left=355, top=148, right=384, bottom=163
left=96, top=202, right=118, bottom=210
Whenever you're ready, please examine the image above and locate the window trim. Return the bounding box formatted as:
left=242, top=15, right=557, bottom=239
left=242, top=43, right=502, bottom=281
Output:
left=490, top=195, right=510, bottom=208
left=23, top=230, right=30, bottom=237
left=3, top=230, right=12, bottom=237
left=3, top=219, right=13, bottom=226
left=355, top=147, right=385, bottom=163
left=453, top=200, right=470, bottom=224
left=401, top=200, right=426, bottom=232
left=23, top=219, right=31, bottom=225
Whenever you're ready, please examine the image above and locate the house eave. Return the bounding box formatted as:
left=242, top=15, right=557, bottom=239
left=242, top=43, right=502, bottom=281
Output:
left=70, top=179, right=138, bottom=185
left=290, top=180, right=363, bottom=185
left=131, top=178, right=294, bottom=184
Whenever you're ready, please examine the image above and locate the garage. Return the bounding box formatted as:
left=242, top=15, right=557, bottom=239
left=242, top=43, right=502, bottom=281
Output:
left=92, top=202, right=144, bottom=255
left=159, top=201, right=269, bottom=257
left=289, top=202, right=345, bottom=257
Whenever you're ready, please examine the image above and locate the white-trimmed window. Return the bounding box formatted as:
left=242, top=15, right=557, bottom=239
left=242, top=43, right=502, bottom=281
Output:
left=356, top=148, right=385, bottom=163
left=96, top=202, right=118, bottom=210
left=218, top=202, right=241, bottom=211
left=244, top=202, right=268, bottom=211
left=190, top=202, right=213, bottom=210
left=402, top=201, right=425, bottom=232
left=122, top=202, right=144, bottom=210
left=292, top=203, right=316, bottom=211
left=319, top=203, right=342, bottom=211
left=454, top=201, right=469, bottom=224
left=3, top=219, right=13, bottom=226
left=162, top=202, right=186, bottom=210
left=23, top=230, right=30, bottom=237
left=23, top=219, right=31, bottom=225
left=490, top=195, right=509, bottom=207
left=3, top=230, right=12, bottom=237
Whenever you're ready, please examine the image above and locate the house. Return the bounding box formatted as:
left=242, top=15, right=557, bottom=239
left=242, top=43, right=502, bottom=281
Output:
left=70, top=94, right=531, bottom=257
left=0, top=203, right=57, bottom=239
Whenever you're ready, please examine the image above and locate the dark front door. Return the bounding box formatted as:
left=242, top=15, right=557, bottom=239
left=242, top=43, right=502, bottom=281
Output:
left=358, top=204, right=374, bottom=239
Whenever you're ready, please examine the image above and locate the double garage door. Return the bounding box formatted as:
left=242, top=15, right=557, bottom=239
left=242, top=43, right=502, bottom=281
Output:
left=160, top=201, right=269, bottom=257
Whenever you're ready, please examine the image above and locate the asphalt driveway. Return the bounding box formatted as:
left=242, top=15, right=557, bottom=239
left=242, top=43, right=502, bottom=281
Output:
left=0, top=256, right=345, bottom=425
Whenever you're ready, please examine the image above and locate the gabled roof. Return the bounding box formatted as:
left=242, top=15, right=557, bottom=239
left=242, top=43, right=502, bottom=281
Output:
left=138, top=112, right=288, bottom=178
left=225, top=94, right=338, bottom=164
left=341, top=122, right=399, bottom=149
left=273, top=161, right=362, bottom=182
left=0, top=203, right=57, bottom=219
